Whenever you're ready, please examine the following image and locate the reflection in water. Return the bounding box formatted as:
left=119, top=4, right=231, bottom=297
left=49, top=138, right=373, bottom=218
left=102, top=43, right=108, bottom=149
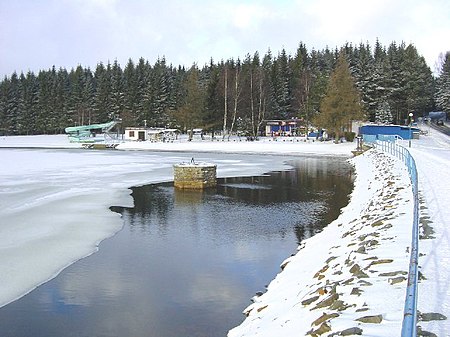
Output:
left=125, top=157, right=353, bottom=245
left=0, top=156, right=353, bottom=337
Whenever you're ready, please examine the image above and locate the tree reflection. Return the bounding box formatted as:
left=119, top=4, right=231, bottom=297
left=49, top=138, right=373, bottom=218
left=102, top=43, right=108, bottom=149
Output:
left=112, top=156, right=354, bottom=245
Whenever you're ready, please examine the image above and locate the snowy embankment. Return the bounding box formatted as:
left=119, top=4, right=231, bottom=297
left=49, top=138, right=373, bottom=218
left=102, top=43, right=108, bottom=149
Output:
left=116, top=135, right=355, bottom=156
left=229, top=149, right=414, bottom=337
left=229, top=131, right=450, bottom=337
left=0, top=134, right=355, bottom=156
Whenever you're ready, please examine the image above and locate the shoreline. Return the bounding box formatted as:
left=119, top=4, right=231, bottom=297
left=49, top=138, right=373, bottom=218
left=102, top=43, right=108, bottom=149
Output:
left=229, top=148, right=414, bottom=336
left=0, top=134, right=356, bottom=156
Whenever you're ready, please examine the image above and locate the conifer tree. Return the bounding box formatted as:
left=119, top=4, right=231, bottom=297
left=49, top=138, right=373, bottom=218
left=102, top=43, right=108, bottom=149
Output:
left=18, top=71, right=39, bottom=134
left=375, top=101, right=393, bottom=124
left=372, top=41, right=390, bottom=122
left=402, top=44, right=434, bottom=117
left=352, top=43, right=377, bottom=121
left=291, top=43, right=309, bottom=121
left=151, top=57, right=170, bottom=127
left=110, top=60, right=124, bottom=121
left=261, top=49, right=275, bottom=120
left=203, top=62, right=222, bottom=133
left=123, top=58, right=138, bottom=125
left=316, top=52, right=364, bottom=140
left=386, top=42, right=405, bottom=124
left=272, top=49, right=291, bottom=118
left=172, top=65, right=204, bottom=132
left=6, top=73, right=20, bottom=134
left=37, top=69, right=55, bottom=133
left=93, top=62, right=112, bottom=124
left=0, top=40, right=439, bottom=135
left=46, top=66, right=61, bottom=133
left=435, top=51, right=450, bottom=114
left=134, top=57, right=151, bottom=126
left=0, top=78, right=8, bottom=134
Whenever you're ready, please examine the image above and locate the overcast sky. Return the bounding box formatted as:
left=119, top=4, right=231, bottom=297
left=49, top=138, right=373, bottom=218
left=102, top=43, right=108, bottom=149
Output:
left=1, top=0, right=449, bottom=78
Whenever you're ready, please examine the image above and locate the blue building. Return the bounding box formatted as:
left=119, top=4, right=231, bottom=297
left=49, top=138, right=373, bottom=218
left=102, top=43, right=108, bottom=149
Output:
left=360, top=125, right=420, bottom=142
left=264, top=119, right=303, bottom=136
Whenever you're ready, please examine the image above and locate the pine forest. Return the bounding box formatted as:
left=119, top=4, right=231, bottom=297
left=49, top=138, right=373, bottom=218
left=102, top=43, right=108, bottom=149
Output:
left=1, top=40, right=449, bottom=137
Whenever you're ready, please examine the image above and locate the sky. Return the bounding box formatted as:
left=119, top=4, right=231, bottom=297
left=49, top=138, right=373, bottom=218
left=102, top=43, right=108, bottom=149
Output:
left=1, top=0, right=450, bottom=78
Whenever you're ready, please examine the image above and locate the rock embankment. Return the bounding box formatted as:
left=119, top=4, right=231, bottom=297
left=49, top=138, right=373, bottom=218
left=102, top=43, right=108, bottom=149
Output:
left=229, top=149, right=415, bottom=337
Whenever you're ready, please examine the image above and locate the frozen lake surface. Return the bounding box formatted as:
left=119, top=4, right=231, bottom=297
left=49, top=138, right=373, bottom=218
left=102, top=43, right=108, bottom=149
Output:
left=0, top=150, right=353, bottom=337
left=0, top=148, right=297, bottom=309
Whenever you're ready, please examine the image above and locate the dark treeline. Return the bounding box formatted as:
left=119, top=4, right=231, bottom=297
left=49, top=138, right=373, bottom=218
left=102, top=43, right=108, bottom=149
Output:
left=1, top=40, right=449, bottom=136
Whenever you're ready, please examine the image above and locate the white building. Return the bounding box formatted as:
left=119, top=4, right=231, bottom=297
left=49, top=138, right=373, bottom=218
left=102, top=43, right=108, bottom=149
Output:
left=124, top=127, right=179, bottom=142
left=124, top=127, right=148, bottom=141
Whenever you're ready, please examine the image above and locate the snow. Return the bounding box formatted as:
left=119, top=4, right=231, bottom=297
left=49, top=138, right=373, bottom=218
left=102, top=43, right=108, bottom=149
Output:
left=0, top=131, right=448, bottom=336
left=116, top=135, right=355, bottom=156
left=228, top=131, right=450, bottom=337
left=229, top=149, right=414, bottom=337
left=408, top=131, right=450, bottom=336
left=0, top=134, right=82, bottom=149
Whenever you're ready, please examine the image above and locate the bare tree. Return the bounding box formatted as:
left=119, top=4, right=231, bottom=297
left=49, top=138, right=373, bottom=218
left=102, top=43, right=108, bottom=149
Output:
left=229, top=64, right=242, bottom=138
left=256, top=66, right=267, bottom=137
left=249, top=67, right=255, bottom=136
left=222, top=66, right=228, bottom=138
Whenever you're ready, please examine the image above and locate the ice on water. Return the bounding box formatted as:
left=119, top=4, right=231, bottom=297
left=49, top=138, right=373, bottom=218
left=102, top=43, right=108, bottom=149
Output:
left=0, top=146, right=290, bottom=308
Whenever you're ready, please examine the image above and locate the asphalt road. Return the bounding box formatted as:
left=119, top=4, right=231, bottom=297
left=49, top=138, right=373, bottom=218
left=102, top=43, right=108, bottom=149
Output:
left=430, top=122, right=450, bottom=136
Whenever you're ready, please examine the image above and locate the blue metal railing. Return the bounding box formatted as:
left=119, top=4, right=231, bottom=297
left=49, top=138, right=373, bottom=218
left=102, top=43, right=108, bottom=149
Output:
left=363, top=134, right=403, bottom=144
left=374, top=140, right=419, bottom=337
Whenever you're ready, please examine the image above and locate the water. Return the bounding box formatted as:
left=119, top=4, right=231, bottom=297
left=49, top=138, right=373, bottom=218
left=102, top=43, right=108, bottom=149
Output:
left=0, top=156, right=353, bottom=337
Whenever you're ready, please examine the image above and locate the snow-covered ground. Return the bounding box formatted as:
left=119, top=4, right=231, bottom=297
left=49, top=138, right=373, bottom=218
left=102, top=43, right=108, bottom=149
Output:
left=0, top=131, right=448, bottom=336
left=229, top=149, right=415, bottom=336
left=409, top=130, right=450, bottom=336
left=0, top=133, right=355, bottom=155
left=229, top=131, right=450, bottom=337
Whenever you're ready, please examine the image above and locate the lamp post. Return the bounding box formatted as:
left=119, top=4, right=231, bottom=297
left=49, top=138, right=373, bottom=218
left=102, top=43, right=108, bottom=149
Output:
left=408, top=113, right=413, bottom=148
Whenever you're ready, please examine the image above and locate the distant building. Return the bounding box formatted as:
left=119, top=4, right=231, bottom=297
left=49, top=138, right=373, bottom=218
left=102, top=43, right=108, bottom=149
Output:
left=187, top=128, right=204, bottom=141
left=360, top=124, right=420, bottom=142
left=264, top=119, right=303, bottom=137
left=124, top=127, right=179, bottom=142
left=124, top=127, right=148, bottom=141
left=428, top=111, right=447, bottom=122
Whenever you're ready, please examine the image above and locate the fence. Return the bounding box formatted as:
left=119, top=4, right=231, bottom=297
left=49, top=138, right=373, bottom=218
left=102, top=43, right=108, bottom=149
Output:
left=374, top=140, right=419, bottom=337
left=363, top=134, right=403, bottom=144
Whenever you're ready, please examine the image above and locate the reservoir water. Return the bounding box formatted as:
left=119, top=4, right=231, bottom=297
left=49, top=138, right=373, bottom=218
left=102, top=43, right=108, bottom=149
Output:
left=0, top=156, right=353, bottom=337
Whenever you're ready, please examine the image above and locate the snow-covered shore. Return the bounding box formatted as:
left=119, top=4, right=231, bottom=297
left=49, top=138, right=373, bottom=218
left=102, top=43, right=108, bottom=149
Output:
left=0, top=133, right=356, bottom=156
left=228, top=131, right=449, bottom=337
left=229, top=148, right=414, bottom=336
left=0, top=132, right=448, bottom=336
left=227, top=131, right=449, bottom=337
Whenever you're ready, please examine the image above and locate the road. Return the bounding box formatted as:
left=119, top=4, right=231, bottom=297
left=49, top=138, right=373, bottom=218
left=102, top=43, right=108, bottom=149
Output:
left=429, top=121, right=450, bottom=136
left=408, top=126, right=450, bottom=336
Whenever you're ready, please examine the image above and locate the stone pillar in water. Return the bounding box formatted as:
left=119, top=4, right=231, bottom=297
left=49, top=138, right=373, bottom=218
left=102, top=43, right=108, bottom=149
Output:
left=173, top=159, right=217, bottom=189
